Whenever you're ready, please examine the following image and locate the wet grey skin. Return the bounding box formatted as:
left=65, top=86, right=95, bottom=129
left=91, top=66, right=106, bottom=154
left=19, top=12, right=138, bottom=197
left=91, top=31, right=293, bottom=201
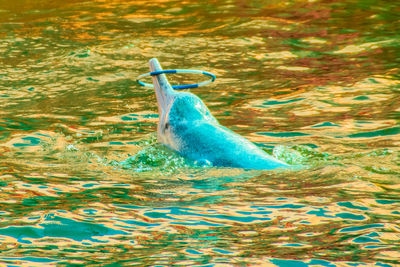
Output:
left=149, top=58, right=288, bottom=170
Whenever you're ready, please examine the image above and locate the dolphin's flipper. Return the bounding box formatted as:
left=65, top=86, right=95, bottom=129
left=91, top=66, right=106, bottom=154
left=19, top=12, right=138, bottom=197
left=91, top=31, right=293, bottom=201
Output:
left=194, top=159, right=213, bottom=167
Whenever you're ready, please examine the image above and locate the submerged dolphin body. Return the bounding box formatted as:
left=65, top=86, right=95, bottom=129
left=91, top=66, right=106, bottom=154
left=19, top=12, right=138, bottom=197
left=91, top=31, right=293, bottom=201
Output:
left=149, top=58, right=288, bottom=170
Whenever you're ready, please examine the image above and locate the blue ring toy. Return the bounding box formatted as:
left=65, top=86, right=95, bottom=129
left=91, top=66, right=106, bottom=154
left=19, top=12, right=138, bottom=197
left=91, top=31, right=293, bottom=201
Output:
left=136, top=69, right=216, bottom=90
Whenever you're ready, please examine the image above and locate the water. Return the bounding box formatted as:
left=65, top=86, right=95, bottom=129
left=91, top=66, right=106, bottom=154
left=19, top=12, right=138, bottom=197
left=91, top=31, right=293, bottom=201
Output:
left=1, top=0, right=399, bottom=266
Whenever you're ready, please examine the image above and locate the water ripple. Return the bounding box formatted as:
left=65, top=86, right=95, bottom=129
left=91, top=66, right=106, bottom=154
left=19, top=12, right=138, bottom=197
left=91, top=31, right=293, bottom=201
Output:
left=1, top=0, right=399, bottom=265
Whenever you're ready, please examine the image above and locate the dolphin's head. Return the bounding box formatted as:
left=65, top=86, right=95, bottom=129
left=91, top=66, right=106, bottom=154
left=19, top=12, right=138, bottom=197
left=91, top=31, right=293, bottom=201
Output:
left=149, top=58, right=217, bottom=148
left=167, top=93, right=217, bottom=124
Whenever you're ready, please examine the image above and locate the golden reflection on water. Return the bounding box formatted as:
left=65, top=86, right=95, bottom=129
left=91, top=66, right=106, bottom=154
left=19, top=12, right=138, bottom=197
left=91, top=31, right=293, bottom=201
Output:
left=0, top=0, right=400, bottom=265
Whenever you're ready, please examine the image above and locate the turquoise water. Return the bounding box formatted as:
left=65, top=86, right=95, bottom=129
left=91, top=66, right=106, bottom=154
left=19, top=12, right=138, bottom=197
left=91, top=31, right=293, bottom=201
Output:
left=1, top=0, right=399, bottom=266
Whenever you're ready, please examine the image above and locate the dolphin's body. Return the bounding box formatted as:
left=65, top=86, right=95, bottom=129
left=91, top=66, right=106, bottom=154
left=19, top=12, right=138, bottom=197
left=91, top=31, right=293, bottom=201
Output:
left=149, top=58, right=288, bottom=170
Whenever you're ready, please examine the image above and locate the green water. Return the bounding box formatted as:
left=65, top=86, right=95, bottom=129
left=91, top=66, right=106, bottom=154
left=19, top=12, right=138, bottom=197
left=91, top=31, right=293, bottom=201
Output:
left=1, top=0, right=399, bottom=266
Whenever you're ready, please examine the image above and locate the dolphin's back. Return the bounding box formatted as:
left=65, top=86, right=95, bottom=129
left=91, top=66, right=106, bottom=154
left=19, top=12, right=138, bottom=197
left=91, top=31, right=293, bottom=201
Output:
left=172, top=121, right=287, bottom=170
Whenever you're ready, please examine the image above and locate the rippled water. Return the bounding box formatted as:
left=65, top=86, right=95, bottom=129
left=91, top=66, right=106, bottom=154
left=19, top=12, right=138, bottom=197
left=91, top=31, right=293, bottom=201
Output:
left=1, top=0, right=399, bottom=266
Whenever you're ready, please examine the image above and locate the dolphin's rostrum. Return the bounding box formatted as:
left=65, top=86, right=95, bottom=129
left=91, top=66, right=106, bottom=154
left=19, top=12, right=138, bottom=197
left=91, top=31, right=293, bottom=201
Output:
left=149, top=58, right=288, bottom=170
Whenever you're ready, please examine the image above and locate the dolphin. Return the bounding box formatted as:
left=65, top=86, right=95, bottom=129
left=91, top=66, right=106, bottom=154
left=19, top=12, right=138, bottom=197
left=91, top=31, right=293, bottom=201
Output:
left=149, top=58, right=288, bottom=170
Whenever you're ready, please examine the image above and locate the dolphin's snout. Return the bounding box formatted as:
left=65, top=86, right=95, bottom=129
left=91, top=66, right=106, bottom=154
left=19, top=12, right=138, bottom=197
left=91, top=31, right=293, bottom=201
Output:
left=149, top=58, right=162, bottom=73
left=149, top=58, right=175, bottom=123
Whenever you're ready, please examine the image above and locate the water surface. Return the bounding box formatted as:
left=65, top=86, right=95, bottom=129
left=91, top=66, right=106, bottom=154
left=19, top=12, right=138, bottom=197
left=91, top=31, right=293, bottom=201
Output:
left=0, top=0, right=399, bottom=266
